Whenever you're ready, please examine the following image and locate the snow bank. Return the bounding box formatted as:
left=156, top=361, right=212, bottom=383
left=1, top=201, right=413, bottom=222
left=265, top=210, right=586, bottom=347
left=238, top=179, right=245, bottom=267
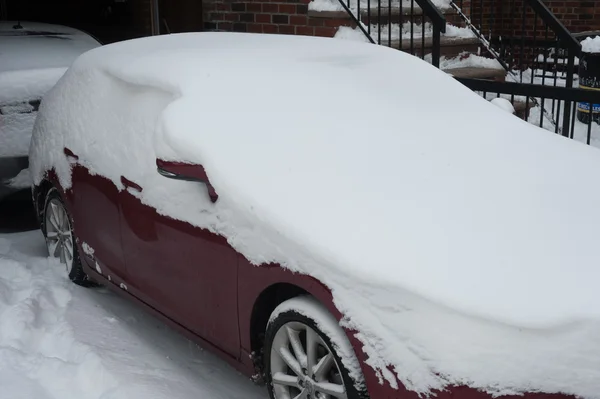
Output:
left=30, top=32, right=600, bottom=398
left=582, top=36, right=600, bottom=54
left=0, top=233, right=119, bottom=399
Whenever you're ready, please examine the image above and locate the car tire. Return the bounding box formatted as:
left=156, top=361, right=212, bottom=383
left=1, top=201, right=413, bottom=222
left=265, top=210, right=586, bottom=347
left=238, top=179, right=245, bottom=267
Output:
left=42, top=188, right=95, bottom=287
left=264, top=296, right=367, bottom=399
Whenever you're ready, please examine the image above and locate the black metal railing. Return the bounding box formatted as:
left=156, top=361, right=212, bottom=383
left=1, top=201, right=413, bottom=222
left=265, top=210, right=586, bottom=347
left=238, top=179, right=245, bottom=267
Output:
left=457, top=78, right=600, bottom=146
left=335, top=0, right=446, bottom=67
left=449, top=0, right=582, bottom=137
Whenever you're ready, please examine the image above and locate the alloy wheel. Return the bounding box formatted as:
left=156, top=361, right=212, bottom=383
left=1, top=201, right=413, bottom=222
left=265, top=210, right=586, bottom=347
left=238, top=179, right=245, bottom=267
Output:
left=45, top=198, right=75, bottom=275
left=270, top=321, right=347, bottom=399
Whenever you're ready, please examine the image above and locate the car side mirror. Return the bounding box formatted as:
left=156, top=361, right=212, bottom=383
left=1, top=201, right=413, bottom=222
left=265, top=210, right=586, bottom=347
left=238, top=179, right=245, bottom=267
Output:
left=156, top=159, right=218, bottom=203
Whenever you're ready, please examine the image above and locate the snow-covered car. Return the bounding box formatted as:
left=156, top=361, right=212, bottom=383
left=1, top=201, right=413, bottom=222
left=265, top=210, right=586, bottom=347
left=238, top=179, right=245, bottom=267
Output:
left=0, top=21, right=100, bottom=200
left=29, top=32, right=600, bottom=399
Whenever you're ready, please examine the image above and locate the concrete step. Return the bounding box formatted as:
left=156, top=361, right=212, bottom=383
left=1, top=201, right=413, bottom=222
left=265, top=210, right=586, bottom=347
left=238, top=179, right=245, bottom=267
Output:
left=444, top=66, right=506, bottom=81
left=384, top=36, right=479, bottom=58
left=308, top=5, right=454, bottom=21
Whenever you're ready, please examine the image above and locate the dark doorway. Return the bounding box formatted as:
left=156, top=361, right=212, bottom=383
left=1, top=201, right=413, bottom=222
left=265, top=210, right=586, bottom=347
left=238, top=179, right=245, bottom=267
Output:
left=1, top=0, right=151, bottom=44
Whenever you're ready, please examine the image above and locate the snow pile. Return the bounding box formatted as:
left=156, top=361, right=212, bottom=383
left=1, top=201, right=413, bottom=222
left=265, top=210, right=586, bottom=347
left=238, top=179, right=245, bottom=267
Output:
left=0, top=233, right=119, bottom=399
left=334, top=26, right=371, bottom=42
left=582, top=36, right=600, bottom=54
left=31, top=32, right=600, bottom=398
left=441, top=52, right=503, bottom=71
left=490, top=98, right=515, bottom=114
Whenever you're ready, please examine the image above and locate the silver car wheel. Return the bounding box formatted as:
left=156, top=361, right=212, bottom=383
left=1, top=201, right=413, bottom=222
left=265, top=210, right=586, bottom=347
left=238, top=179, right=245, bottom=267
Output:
left=45, top=198, right=74, bottom=275
left=270, top=321, right=347, bottom=399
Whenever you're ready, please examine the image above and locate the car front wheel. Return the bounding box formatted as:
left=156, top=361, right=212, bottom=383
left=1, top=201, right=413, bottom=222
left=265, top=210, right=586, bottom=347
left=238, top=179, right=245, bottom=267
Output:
left=42, top=188, right=94, bottom=287
left=265, top=296, right=366, bottom=399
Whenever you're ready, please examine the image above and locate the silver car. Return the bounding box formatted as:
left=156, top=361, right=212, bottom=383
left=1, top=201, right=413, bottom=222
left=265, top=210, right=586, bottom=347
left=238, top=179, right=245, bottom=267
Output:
left=0, top=21, right=100, bottom=199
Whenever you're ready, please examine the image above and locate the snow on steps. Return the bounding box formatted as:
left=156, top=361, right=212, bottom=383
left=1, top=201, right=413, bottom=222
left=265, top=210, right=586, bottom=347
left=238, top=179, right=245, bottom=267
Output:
left=311, top=0, right=504, bottom=79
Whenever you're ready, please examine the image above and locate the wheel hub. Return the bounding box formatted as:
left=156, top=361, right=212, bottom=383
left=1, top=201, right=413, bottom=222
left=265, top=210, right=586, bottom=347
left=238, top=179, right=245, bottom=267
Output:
left=45, top=198, right=74, bottom=275
left=270, top=321, right=347, bottom=399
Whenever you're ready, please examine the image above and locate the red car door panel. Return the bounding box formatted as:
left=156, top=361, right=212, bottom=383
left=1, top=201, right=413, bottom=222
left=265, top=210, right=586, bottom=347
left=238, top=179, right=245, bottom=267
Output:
left=69, top=163, right=128, bottom=282
left=118, top=184, right=240, bottom=358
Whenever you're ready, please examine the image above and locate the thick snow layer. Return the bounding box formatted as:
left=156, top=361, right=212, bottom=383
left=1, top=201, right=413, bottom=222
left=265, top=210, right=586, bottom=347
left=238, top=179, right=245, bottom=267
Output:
left=582, top=36, right=600, bottom=54
left=30, top=32, right=600, bottom=397
left=0, top=21, right=100, bottom=73
left=0, top=21, right=99, bottom=105
left=0, top=231, right=267, bottom=399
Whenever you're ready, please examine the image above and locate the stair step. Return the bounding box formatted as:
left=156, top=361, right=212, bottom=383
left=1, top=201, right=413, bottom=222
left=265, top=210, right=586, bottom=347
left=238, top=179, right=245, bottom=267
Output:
left=445, top=66, right=506, bottom=81
left=308, top=5, right=454, bottom=20
left=382, top=36, right=479, bottom=58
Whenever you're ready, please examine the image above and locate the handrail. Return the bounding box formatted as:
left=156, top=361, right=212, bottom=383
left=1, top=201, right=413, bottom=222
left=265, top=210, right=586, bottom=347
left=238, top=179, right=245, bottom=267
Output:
left=335, top=1, right=376, bottom=45
left=416, top=0, right=446, bottom=34
left=335, top=0, right=447, bottom=67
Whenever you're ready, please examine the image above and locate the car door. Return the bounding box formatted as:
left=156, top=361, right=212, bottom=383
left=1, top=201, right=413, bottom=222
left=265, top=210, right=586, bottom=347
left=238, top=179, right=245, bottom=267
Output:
left=65, top=149, right=128, bottom=282
left=117, top=175, right=240, bottom=358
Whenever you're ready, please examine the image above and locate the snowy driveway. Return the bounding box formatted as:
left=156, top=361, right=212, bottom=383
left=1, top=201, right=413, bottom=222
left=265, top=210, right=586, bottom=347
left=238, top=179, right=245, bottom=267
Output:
left=0, top=230, right=266, bottom=399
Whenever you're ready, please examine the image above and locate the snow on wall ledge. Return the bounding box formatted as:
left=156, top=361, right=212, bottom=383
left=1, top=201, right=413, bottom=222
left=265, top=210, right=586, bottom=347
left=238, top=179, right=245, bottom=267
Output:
left=30, top=32, right=600, bottom=398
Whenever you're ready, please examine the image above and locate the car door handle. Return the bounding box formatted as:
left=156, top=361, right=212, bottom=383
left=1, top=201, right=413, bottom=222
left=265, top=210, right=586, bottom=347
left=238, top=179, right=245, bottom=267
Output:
left=121, top=176, right=143, bottom=192
left=64, top=147, right=79, bottom=161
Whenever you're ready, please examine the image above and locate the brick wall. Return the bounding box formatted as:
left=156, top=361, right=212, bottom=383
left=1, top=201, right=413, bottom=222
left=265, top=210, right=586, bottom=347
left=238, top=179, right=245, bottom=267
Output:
left=202, top=0, right=600, bottom=43
left=203, top=0, right=355, bottom=37
left=544, top=0, right=600, bottom=33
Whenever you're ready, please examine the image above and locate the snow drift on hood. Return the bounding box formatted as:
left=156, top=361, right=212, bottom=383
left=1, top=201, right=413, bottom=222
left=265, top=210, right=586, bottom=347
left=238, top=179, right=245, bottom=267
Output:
left=30, top=32, right=600, bottom=398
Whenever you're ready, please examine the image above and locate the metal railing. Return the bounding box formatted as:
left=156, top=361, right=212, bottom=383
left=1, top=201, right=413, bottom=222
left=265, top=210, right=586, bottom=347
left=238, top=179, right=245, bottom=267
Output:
left=457, top=78, right=600, bottom=146
left=335, top=0, right=446, bottom=67
left=449, top=0, right=582, bottom=137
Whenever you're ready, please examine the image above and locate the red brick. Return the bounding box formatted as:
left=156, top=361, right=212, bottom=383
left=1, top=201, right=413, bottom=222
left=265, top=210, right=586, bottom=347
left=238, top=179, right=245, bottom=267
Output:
left=255, top=13, right=271, bottom=23
left=295, top=25, right=314, bottom=36
left=247, top=3, right=262, bottom=12
left=262, top=24, right=278, bottom=33
left=279, top=25, right=295, bottom=34
left=279, top=4, right=297, bottom=14
left=314, top=26, right=336, bottom=37
left=263, top=3, right=278, bottom=13
left=247, top=23, right=263, bottom=33
left=290, top=15, right=308, bottom=25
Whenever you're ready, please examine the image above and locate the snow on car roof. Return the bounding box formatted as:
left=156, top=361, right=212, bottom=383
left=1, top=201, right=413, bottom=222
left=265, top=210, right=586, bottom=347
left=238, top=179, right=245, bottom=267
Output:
left=31, top=32, right=600, bottom=398
left=0, top=21, right=100, bottom=73
left=0, top=22, right=100, bottom=104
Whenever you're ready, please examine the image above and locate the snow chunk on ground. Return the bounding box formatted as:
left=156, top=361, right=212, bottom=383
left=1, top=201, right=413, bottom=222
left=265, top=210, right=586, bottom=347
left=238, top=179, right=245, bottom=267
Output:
left=334, top=26, right=370, bottom=42
left=30, top=32, right=600, bottom=398
left=5, top=168, right=32, bottom=189
left=582, top=36, right=600, bottom=54
left=490, top=98, right=515, bottom=114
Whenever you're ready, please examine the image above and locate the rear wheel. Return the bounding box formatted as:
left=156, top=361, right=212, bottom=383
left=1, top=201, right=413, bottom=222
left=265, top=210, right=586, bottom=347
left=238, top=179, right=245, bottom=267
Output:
left=42, top=188, right=94, bottom=287
left=265, top=296, right=366, bottom=399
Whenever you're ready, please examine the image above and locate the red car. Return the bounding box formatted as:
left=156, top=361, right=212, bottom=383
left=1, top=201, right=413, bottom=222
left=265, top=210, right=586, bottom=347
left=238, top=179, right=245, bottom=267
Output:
left=29, top=32, right=598, bottom=399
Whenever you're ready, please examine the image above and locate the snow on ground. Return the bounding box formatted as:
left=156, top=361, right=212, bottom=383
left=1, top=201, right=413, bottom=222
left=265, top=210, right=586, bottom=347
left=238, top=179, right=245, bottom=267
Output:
left=0, top=111, right=38, bottom=158
left=0, top=231, right=266, bottom=399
